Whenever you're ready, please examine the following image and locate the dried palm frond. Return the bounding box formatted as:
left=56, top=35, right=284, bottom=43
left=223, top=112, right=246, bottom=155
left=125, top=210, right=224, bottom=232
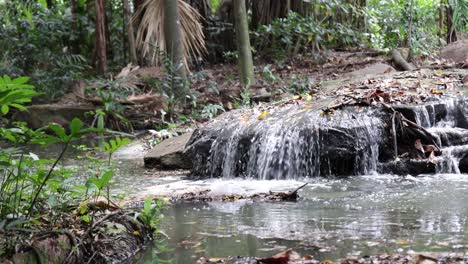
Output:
left=134, top=0, right=206, bottom=70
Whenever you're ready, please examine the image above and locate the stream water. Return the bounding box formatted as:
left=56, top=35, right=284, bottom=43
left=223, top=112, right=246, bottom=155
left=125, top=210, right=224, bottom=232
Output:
left=132, top=174, right=468, bottom=263
left=33, top=141, right=468, bottom=263
left=17, top=95, right=468, bottom=263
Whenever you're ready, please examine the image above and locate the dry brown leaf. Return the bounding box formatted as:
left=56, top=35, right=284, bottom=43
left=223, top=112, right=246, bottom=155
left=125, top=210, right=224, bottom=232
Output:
left=415, top=139, right=425, bottom=155
left=257, top=248, right=301, bottom=264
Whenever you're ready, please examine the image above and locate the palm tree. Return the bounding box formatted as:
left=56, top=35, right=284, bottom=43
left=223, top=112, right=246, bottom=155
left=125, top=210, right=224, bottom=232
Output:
left=134, top=0, right=206, bottom=70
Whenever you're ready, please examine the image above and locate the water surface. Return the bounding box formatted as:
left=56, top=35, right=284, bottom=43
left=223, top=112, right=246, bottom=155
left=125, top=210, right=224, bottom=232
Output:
left=137, top=174, right=468, bottom=263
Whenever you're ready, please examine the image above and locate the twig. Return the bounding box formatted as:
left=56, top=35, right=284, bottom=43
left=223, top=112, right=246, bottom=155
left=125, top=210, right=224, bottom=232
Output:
left=290, top=183, right=308, bottom=195
left=392, top=112, right=398, bottom=159
left=382, top=102, right=440, bottom=151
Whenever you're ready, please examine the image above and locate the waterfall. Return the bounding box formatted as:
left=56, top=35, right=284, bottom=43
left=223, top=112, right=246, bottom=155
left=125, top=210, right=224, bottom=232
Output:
left=420, top=98, right=468, bottom=174
left=190, top=104, right=384, bottom=179
left=188, top=97, right=468, bottom=178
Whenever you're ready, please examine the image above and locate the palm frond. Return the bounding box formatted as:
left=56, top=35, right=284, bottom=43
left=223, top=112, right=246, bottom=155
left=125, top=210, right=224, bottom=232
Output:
left=134, top=0, right=206, bottom=69
left=449, top=0, right=468, bottom=33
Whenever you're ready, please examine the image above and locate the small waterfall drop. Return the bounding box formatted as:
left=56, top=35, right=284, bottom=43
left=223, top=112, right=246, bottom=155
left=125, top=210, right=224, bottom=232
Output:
left=191, top=104, right=384, bottom=179
left=421, top=98, right=468, bottom=174
left=187, top=97, right=468, bottom=178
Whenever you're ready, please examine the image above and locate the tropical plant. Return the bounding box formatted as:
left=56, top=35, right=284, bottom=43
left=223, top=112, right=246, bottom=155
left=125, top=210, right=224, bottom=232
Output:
left=449, top=0, right=468, bottom=33
left=201, top=103, right=225, bottom=120
left=134, top=0, right=207, bottom=69
left=136, top=196, right=165, bottom=232
left=0, top=2, right=90, bottom=100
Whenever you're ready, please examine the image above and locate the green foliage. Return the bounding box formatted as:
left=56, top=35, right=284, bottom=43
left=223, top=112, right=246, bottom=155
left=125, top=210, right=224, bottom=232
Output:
left=366, top=0, right=449, bottom=54
left=103, top=137, right=131, bottom=156
left=0, top=75, right=132, bottom=231
left=147, top=51, right=194, bottom=122
left=254, top=10, right=364, bottom=59
left=88, top=90, right=133, bottom=132
left=450, top=0, right=468, bottom=33
left=210, top=0, right=221, bottom=13
left=137, top=197, right=165, bottom=232
left=0, top=2, right=90, bottom=100
left=201, top=104, right=225, bottom=120
left=240, top=88, right=251, bottom=108
left=0, top=75, right=38, bottom=115
left=261, top=65, right=281, bottom=85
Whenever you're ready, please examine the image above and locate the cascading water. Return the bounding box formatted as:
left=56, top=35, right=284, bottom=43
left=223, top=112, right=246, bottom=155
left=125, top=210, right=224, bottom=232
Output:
left=188, top=103, right=385, bottom=179
left=187, top=97, right=468, bottom=179
left=411, top=98, right=468, bottom=174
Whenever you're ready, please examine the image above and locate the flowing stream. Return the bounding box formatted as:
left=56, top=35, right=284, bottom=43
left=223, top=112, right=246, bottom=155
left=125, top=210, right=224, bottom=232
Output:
left=136, top=174, right=468, bottom=263
left=20, top=96, right=468, bottom=263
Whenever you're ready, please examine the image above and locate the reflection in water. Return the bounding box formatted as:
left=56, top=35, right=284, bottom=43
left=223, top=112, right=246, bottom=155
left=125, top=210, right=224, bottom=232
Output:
left=137, top=174, right=468, bottom=263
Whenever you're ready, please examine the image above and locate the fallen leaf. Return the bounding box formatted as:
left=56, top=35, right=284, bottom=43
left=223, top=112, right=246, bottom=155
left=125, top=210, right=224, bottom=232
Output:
left=257, top=248, right=301, bottom=264
left=430, top=89, right=443, bottom=95
left=428, top=151, right=437, bottom=164
left=413, top=254, right=438, bottom=264
left=415, top=139, right=425, bottom=155
left=258, top=111, right=269, bottom=120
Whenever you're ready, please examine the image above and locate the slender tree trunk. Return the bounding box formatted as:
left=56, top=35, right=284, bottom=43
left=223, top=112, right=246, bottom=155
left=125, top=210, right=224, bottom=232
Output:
left=95, top=0, right=108, bottom=74
left=439, top=0, right=444, bottom=46
left=446, top=1, right=457, bottom=44
left=123, top=0, right=138, bottom=64
left=164, top=0, right=187, bottom=97
left=233, top=0, right=254, bottom=87
left=105, top=0, right=113, bottom=63
left=407, top=0, right=414, bottom=62
left=71, top=0, right=80, bottom=54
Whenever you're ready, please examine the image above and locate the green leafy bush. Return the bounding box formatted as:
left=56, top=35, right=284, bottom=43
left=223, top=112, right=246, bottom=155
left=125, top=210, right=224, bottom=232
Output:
left=0, top=2, right=90, bottom=100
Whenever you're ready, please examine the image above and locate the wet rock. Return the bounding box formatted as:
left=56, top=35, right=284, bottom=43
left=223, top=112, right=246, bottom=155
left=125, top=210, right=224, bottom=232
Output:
left=144, top=132, right=193, bottom=169
left=392, top=102, right=448, bottom=127
left=458, top=156, right=468, bottom=173
left=12, top=104, right=95, bottom=129
left=186, top=107, right=385, bottom=179
left=345, top=63, right=396, bottom=77
left=430, top=127, right=468, bottom=147
left=378, top=160, right=436, bottom=175
left=441, top=39, right=468, bottom=63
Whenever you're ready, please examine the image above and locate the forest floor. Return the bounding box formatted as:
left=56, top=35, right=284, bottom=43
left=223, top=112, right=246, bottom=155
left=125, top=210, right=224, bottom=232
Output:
left=14, top=48, right=467, bottom=134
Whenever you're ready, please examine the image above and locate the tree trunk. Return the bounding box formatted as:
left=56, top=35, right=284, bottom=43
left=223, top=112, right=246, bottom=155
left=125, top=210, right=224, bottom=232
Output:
left=70, top=0, right=80, bottom=54
left=95, top=0, right=108, bottom=74
left=446, top=1, right=457, bottom=44
left=164, top=0, right=187, bottom=97
left=439, top=0, right=444, bottom=46
left=233, top=0, right=254, bottom=87
left=123, top=0, right=138, bottom=64
left=407, top=0, right=414, bottom=62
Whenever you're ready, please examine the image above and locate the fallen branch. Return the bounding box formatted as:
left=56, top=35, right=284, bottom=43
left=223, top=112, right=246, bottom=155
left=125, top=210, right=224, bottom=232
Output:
left=73, top=93, right=162, bottom=106
left=382, top=102, right=440, bottom=151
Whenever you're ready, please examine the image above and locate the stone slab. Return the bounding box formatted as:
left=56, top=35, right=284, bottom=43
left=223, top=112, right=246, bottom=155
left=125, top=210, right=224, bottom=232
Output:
left=144, top=131, right=193, bottom=169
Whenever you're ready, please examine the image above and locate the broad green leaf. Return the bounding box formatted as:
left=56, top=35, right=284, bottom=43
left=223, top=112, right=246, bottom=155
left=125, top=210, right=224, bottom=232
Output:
left=1, top=105, right=9, bottom=115
left=69, top=118, right=84, bottom=137
left=99, top=170, right=114, bottom=188
left=48, top=124, right=68, bottom=142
